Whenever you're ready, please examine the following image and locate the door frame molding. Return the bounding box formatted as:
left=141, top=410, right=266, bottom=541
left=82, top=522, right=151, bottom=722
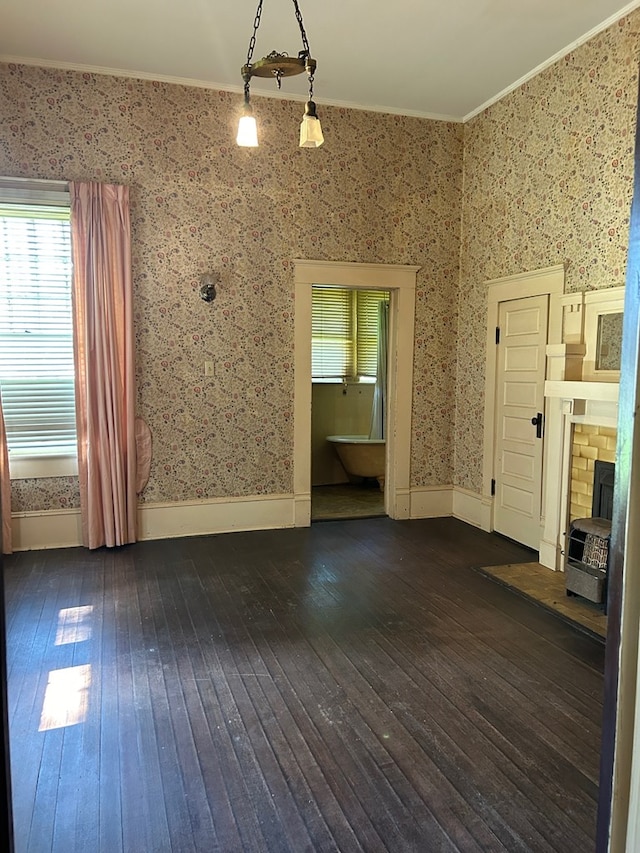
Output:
left=293, top=260, right=420, bottom=527
left=599, top=70, right=640, bottom=850
left=482, top=264, right=565, bottom=537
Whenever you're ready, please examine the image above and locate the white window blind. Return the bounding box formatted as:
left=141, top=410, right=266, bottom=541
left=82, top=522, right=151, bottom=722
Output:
left=0, top=204, right=76, bottom=457
left=312, top=286, right=389, bottom=380
left=312, top=287, right=354, bottom=379
left=355, top=289, right=389, bottom=378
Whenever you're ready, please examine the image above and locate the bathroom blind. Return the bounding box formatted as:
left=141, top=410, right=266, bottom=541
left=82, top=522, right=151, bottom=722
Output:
left=0, top=203, right=76, bottom=456
left=312, top=286, right=355, bottom=378
left=312, top=286, right=389, bottom=379
left=356, top=290, right=389, bottom=378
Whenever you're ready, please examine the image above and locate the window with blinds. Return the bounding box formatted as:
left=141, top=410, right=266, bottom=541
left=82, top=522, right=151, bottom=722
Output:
left=0, top=204, right=76, bottom=458
left=312, top=286, right=389, bottom=380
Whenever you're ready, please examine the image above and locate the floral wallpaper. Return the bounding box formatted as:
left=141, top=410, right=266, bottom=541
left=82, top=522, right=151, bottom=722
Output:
left=0, top=63, right=463, bottom=511
left=455, top=11, right=640, bottom=493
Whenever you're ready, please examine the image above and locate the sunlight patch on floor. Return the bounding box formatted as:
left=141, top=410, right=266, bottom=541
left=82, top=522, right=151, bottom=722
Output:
left=39, top=664, right=91, bottom=731
left=55, top=605, right=94, bottom=645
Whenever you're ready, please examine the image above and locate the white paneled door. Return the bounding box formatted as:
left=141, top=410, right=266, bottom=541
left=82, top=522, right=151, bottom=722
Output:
left=493, top=295, right=548, bottom=550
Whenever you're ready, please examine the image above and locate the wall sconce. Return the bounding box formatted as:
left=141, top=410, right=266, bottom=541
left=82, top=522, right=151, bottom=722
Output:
left=199, top=273, right=218, bottom=303
left=237, top=0, right=324, bottom=149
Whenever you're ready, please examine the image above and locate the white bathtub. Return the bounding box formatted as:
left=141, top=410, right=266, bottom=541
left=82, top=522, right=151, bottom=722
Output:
left=326, top=435, right=386, bottom=490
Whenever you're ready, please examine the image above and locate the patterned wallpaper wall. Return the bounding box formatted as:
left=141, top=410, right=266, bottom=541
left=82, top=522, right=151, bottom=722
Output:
left=455, top=11, right=640, bottom=493
left=3, top=7, right=637, bottom=515
left=0, top=63, right=463, bottom=512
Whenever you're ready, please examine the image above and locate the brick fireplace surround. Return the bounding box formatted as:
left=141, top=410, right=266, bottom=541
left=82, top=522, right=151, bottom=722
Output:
left=570, top=424, right=617, bottom=522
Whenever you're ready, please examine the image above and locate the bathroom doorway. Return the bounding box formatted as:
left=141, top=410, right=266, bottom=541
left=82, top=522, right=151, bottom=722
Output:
left=310, top=286, right=389, bottom=521
left=293, top=260, right=419, bottom=528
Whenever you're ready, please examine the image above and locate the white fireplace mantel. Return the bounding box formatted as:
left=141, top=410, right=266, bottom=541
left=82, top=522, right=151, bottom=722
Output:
left=540, top=379, right=619, bottom=570
left=545, top=380, right=619, bottom=405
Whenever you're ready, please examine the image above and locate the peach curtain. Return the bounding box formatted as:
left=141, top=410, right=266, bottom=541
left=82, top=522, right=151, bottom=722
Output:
left=70, top=182, right=137, bottom=549
left=0, top=390, right=11, bottom=555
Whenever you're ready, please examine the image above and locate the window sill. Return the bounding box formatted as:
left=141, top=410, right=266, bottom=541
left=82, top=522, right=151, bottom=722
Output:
left=312, top=376, right=376, bottom=385
left=9, top=454, right=78, bottom=480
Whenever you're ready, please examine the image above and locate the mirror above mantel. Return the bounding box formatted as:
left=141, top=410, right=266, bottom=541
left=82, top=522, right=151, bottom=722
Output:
left=596, top=311, right=623, bottom=371
left=582, top=286, right=625, bottom=382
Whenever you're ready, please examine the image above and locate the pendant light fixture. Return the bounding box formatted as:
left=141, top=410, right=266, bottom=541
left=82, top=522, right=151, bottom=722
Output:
left=237, top=0, right=324, bottom=149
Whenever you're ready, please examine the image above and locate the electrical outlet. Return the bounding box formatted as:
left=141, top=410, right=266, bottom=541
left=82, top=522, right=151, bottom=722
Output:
left=204, top=361, right=214, bottom=377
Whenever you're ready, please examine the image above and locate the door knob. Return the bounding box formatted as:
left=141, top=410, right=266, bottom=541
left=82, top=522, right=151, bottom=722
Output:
left=531, top=412, right=543, bottom=439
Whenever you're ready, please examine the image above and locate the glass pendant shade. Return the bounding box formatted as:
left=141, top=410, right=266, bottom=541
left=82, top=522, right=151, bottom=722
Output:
left=299, top=101, right=324, bottom=148
left=236, top=114, right=259, bottom=147
left=299, top=115, right=324, bottom=148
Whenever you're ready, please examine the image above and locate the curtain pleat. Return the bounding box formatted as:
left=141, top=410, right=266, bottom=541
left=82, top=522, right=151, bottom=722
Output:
left=0, top=389, right=11, bottom=555
left=70, top=182, right=136, bottom=549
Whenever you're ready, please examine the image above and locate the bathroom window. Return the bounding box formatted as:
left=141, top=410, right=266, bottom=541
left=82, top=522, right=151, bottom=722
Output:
left=312, top=286, right=388, bottom=381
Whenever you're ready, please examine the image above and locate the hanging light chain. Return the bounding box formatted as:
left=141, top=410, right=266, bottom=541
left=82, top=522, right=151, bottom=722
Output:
left=291, top=0, right=315, bottom=100
left=244, top=0, right=314, bottom=72
left=243, top=0, right=264, bottom=102
left=245, top=0, right=264, bottom=68
left=291, top=0, right=311, bottom=58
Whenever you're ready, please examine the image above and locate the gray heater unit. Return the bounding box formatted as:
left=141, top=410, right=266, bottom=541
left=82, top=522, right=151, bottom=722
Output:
left=565, top=461, right=614, bottom=609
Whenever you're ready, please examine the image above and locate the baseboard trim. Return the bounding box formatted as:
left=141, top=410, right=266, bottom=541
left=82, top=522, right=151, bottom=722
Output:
left=10, top=488, right=494, bottom=551
left=294, top=492, right=311, bottom=527
left=394, top=487, right=412, bottom=519
left=137, top=494, right=296, bottom=541
left=11, top=508, right=83, bottom=551
left=452, top=487, right=492, bottom=531
left=10, top=494, right=297, bottom=551
left=410, top=486, right=453, bottom=519
left=539, top=538, right=562, bottom=571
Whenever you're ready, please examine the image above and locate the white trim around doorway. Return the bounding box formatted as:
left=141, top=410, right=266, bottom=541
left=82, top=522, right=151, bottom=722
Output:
left=293, top=260, right=420, bottom=527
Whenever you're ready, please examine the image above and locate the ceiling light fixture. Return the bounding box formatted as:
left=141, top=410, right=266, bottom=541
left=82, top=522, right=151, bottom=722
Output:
left=237, top=0, right=324, bottom=149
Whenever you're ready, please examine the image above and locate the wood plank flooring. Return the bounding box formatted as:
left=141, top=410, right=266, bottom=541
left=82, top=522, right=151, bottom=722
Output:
left=4, top=518, right=604, bottom=852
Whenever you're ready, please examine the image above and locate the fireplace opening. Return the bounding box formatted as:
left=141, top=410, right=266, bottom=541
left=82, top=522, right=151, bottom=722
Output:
left=592, top=460, right=615, bottom=520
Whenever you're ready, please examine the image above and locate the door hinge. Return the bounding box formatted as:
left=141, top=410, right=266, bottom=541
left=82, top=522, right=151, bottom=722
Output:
left=491, top=478, right=496, bottom=497
left=495, top=326, right=500, bottom=345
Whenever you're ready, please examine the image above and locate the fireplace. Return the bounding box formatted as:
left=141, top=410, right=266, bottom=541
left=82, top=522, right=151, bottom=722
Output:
left=540, top=378, right=619, bottom=571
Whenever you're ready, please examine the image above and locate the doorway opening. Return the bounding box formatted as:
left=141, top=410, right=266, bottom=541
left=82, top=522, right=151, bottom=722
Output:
left=310, top=285, right=389, bottom=521
left=293, top=260, right=419, bottom=528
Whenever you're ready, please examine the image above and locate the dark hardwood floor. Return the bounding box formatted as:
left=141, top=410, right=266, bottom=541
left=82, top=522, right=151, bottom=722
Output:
left=4, top=518, right=604, bottom=852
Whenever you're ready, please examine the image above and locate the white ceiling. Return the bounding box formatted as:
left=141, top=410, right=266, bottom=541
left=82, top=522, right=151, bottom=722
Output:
left=2, top=0, right=639, bottom=121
